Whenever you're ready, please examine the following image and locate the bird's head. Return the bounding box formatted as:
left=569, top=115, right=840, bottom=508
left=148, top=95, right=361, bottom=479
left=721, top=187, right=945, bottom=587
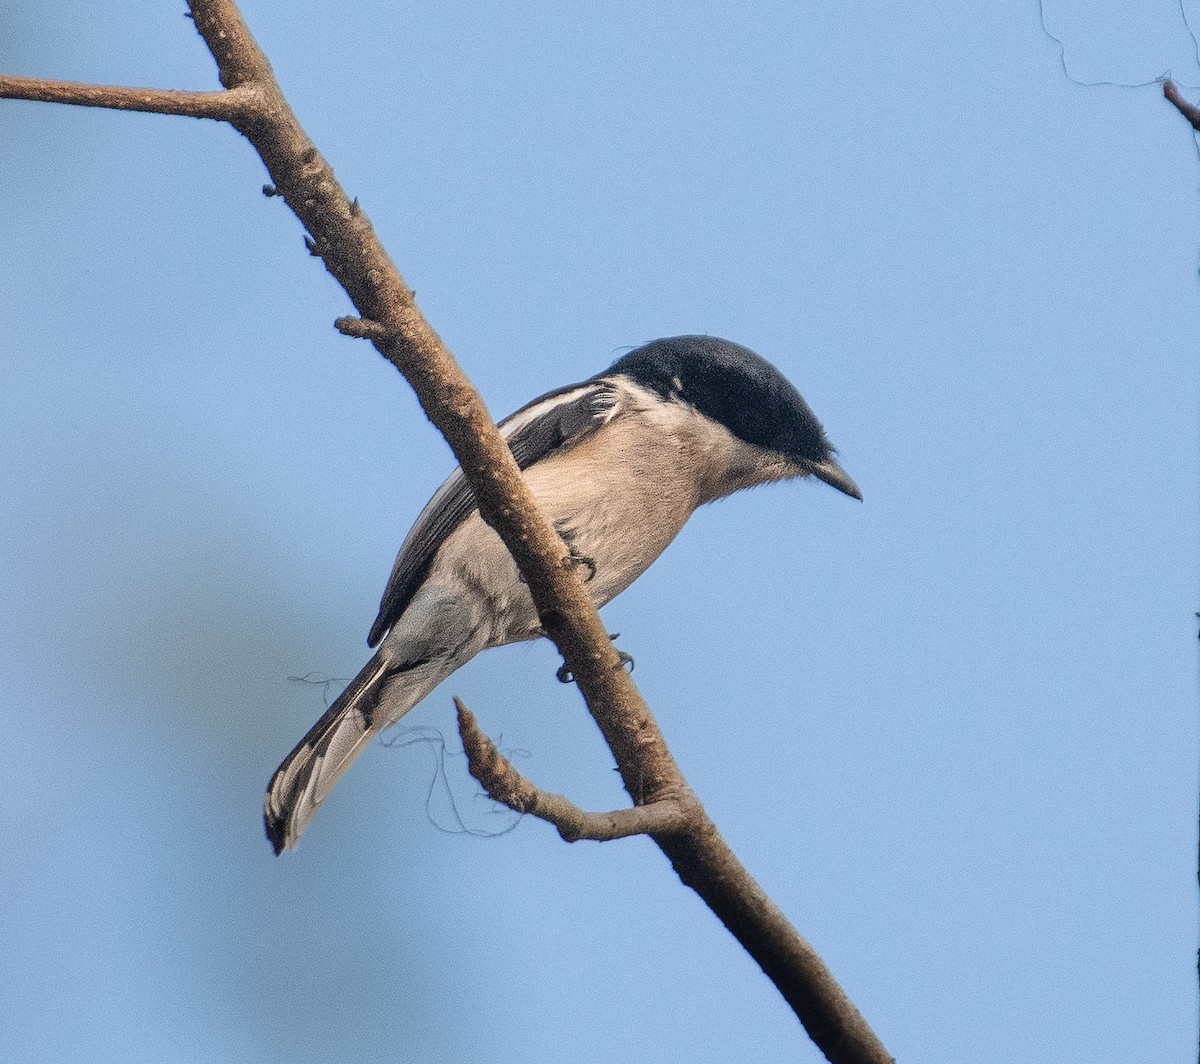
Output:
left=604, top=335, right=861, bottom=500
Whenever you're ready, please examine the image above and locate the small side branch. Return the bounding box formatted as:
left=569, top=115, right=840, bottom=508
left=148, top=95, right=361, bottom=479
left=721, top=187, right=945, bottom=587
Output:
left=455, top=699, right=689, bottom=841
left=0, top=73, right=249, bottom=122
left=1165, top=80, right=1200, bottom=132
left=335, top=316, right=388, bottom=341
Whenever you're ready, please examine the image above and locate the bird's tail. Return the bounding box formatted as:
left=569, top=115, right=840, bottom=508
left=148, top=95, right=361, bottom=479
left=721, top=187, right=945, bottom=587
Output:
left=264, top=651, right=421, bottom=854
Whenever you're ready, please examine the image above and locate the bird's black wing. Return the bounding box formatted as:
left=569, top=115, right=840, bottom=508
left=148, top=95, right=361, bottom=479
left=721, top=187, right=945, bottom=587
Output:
left=366, top=376, right=623, bottom=646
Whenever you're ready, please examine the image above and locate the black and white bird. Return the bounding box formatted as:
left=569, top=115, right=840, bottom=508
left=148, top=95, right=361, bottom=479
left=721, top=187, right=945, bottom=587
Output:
left=264, top=335, right=860, bottom=853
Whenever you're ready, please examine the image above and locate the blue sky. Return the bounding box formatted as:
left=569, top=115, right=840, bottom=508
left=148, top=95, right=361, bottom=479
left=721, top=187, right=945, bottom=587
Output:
left=1, top=2, right=1197, bottom=1062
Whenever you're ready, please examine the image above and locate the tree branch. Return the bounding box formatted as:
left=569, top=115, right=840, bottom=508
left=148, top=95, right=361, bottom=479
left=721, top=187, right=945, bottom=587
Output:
left=1164, top=79, right=1200, bottom=132
left=0, top=5, right=893, bottom=1062
left=0, top=72, right=247, bottom=120
left=456, top=698, right=691, bottom=841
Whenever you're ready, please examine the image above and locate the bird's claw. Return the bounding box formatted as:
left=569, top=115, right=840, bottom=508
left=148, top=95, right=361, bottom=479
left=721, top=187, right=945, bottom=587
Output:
left=516, top=550, right=595, bottom=586
left=555, top=648, right=632, bottom=685
left=567, top=552, right=596, bottom=582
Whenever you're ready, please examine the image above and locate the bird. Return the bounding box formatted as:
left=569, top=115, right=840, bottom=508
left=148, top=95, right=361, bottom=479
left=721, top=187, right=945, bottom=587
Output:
left=264, top=334, right=860, bottom=853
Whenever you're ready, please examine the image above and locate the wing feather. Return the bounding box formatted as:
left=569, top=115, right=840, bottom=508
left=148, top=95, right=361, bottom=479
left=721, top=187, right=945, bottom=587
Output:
left=366, top=377, right=622, bottom=646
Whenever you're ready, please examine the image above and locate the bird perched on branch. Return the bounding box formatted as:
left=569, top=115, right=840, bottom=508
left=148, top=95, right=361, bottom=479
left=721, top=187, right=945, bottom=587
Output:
left=264, top=334, right=860, bottom=853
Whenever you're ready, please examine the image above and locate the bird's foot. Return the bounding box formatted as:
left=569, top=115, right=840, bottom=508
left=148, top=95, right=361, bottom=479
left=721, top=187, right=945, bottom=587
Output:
left=555, top=643, right=633, bottom=685
left=566, top=551, right=596, bottom=582
left=516, top=549, right=595, bottom=586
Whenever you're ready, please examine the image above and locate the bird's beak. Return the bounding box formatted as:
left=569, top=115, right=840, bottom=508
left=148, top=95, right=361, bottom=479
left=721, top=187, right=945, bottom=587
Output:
left=807, top=457, right=862, bottom=500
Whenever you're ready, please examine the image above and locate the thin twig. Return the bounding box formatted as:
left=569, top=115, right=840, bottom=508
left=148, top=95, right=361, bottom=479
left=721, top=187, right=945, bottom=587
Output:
left=0, top=72, right=247, bottom=121
left=456, top=699, right=690, bottom=841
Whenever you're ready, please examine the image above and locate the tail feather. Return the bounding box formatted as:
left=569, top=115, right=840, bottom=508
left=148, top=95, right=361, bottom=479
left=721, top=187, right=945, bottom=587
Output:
left=264, top=652, right=396, bottom=854
left=266, top=589, right=491, bottom=853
